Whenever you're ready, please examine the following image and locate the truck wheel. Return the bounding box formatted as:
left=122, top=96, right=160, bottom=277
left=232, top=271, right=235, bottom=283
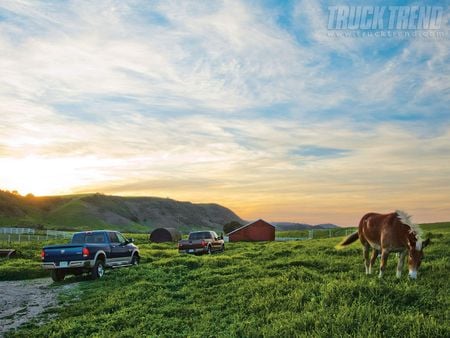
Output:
left=51, top=270, right=65, bottom=282
left=221, top=244, right=225, bottom=252
left=131, top=254, right=140, bottom=266
left=91, top=260, right=105, bottom=280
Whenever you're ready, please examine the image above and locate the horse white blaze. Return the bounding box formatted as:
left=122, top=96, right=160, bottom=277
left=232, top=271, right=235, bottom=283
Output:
left=416, top=241, right=423, bottom=250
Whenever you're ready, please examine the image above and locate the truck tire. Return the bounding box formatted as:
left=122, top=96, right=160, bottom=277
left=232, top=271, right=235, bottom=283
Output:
left=51, top=270, right=65, bottom=282
left=221, top=244, right=225, bottom=252
left=91, top=259, right=105, bottom=280
left=131, top=254, right=140, bottom=266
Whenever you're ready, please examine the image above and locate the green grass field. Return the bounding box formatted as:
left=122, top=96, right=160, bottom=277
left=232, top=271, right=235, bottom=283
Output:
left=3, top=225, right=449, bottom=337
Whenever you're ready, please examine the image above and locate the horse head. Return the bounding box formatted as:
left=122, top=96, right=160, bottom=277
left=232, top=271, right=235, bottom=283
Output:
left=407, top=237, right=430, bottom=279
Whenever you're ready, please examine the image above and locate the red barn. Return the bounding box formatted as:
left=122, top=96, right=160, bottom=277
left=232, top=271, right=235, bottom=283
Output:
left=228, top=219, right=275, bottom=242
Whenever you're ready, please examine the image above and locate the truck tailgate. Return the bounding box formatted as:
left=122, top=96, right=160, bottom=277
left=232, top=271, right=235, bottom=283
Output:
left=179, top=240, right=204, bottom=250
left=43, top=244, right=84, bottom=264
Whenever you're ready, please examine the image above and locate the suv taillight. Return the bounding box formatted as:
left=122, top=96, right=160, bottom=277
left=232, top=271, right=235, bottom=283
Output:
left=201, top=240, right=206, bottom=247
left=82, top=247, right=89, bottom=257
left=41, top=250, right=45, bottom=260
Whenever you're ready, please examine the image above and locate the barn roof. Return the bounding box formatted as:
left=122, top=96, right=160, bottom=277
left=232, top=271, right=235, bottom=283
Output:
left=149, top=227, right=182, bottom=242
left=150, top=227, right=180, bottom=236
left=227, top=219, right=275, bottom=235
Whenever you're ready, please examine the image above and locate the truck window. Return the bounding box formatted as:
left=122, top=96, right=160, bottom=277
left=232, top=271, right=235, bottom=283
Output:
left=189, top=232, right=212, bottom=240
left=108, top=232, right=119, bottom=243
left=116, top=232, right=126, bottom=244
left=72, top=232, right=106, bottom=244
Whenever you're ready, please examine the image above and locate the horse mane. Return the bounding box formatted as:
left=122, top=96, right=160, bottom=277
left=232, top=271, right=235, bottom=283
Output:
left=396, top=210, right=423, bottom=246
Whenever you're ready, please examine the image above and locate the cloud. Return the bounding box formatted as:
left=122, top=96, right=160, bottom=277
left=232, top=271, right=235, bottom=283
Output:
left=0, top=0, right=449, bottom=224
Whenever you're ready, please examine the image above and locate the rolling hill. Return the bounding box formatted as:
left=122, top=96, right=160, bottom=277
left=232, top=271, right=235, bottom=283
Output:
left=0, top=190, right=243, bottom=233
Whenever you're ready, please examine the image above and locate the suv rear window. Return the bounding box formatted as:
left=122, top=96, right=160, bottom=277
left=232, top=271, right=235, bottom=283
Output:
left=72, top=232, right=106, bottom=244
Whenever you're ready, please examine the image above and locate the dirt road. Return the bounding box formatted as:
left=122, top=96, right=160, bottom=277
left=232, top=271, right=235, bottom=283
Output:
left=0, top=278, right=75, bottom=337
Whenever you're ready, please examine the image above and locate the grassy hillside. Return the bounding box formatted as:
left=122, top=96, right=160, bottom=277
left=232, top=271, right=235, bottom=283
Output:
left=0, top=191, right=243, bottom=233
left=422, top=221, right=450, bottom=233
left=5, top=229, right=449, bottom=337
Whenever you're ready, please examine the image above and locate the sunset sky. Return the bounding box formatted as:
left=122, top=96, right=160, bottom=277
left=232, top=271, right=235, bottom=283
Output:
left=0, top=1, right=449, bottom=225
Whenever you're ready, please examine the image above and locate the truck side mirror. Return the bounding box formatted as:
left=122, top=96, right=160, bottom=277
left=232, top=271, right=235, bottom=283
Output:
left=128, top=238, right=134, bottom=243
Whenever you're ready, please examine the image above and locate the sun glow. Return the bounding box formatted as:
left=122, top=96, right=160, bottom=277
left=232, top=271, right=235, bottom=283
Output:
left=0, top=156, right=105, bottom=196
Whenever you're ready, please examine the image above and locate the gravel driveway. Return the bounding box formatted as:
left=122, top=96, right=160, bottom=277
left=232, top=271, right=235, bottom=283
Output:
left=0, top=278, right=75, bottom=337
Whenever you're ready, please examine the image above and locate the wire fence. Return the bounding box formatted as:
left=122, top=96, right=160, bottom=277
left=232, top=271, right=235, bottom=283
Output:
left=275, top=228, right=356, bottom=241
left=0, top=227, right=36, bottom=235
left=0, top=227, right=73, bottom=244
left=0, top=226, right=356, bottom=244
left=222, top=228, right=356, bottom=242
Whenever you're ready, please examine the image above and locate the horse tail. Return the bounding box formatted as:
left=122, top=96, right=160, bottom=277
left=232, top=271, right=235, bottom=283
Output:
left=336, top=232, right=359, bottom=249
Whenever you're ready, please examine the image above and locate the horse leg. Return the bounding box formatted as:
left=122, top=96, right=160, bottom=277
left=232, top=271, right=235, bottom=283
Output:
left=363, top=243, right=370, bottom=274
left=396, top=251, right=406, bottom=278
left=369, top=249, right=378, bottom=274
left=379, top=249, right=390, bottom=278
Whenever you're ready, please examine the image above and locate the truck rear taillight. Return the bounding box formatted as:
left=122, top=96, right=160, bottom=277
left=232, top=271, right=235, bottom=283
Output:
left=82, top=247, right=89, bottom=257
left=201, top=240, right=206, bottom=247
left=41, top=250, right=45, bottom=260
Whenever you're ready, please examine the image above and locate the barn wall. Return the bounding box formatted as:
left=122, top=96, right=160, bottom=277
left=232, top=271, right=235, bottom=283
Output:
left=229, top=220, right=275, bottom=242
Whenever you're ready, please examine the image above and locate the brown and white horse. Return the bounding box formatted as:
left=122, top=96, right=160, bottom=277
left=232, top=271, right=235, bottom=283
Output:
left=339, top=210, right=430, bottom=279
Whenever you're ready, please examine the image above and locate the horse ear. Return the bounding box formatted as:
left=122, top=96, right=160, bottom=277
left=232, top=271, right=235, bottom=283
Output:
left=422, top=238, right=431, bottom=248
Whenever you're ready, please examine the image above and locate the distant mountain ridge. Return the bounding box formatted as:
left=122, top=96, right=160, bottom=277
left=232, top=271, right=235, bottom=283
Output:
left=0, top=190, right=243, bottom=233
left=274, top=222, right=340, bottom=230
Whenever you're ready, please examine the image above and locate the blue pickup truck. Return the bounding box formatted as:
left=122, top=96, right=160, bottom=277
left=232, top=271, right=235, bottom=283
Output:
left=41, top=230, right=140, bottom=282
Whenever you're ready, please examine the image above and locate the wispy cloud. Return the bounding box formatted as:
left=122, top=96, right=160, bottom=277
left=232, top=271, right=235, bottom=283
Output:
left=0, top=0, right=449, bottom=225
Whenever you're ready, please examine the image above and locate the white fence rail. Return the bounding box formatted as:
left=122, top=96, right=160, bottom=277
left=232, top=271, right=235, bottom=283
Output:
left=0, top=227, right=35, bottom=235
left=0, top=227, right=73, bottom=243
left=46, top=230, right=73, bottom=238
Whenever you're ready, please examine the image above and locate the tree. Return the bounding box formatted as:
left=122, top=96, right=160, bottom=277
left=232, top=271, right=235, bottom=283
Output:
left=223, top=221, right=243, bottom=234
